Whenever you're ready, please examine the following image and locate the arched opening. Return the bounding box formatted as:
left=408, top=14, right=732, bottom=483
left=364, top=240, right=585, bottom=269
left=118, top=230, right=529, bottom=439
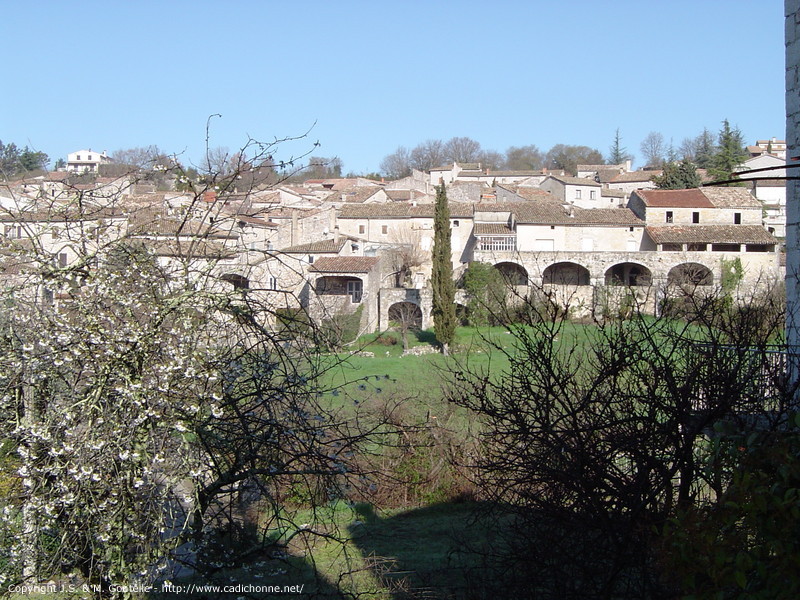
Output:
left=668, top=263, right=713, bottom=286
left=221, top=273, right=249, bottom=290
left=388, top=302, right=423, bottom=330
left=494, top=262, right=528, bottom=286
left=455, top=302, right=469, bottom=326
left=605, top=263, right=652, bottom=286
left=543, top=262, right=591, bottom=286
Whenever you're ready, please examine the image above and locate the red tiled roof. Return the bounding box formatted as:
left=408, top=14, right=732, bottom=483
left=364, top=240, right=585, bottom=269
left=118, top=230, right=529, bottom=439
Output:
left=634, top=189, right=714, bottom=208
left=474, top=223, right=514, bottom=235
left=645, top=225, right=777, bottom=245
left=309, top=256, right=379, bottom=273
left=282, top=238, right=348, bottom=253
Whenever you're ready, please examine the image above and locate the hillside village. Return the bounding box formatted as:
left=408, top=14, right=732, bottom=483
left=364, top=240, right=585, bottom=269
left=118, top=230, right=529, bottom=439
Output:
left=0, top=139, right=788, bottom=336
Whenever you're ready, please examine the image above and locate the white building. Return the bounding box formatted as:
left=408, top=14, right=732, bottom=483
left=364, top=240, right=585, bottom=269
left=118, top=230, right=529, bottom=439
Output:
left=66, top=149, right=112, bottom=173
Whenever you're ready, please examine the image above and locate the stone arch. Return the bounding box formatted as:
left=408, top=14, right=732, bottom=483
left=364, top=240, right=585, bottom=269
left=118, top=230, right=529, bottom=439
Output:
left=494, top=261, right=528, bottom=286
left=605, top=262, right=652, bottom=286
left=542, top=262, right=591, bottom=286
left=221, top=273, right=249, bottom=290
left=387, top=301, right=423, bottom=330
left=668, top=262, right=713, bottom=286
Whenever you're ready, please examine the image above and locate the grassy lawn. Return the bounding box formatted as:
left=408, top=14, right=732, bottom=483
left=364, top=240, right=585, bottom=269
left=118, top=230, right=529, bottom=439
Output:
left=148, top=501, right=502, bottom=599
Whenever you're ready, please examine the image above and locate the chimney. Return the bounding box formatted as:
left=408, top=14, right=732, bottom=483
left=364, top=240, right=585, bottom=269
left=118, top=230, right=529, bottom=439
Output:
left=334, top=225, right=340, bottom=243
left=542, top=167, right=548, bottom=174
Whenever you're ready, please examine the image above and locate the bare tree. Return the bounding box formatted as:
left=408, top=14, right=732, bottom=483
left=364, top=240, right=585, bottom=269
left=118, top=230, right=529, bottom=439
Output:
left=640, top=131, right=666, bottom=167
left=443, top=136, right=482, bottom=164
left=504, top=144, right=544, bottom=171
left=410, top=139, right=447, bottom=172
left=447, top=283, right=794, bottom=598
left=380, top=146, right=412, bottom=179
left=387, top=301, right=423, bottom=351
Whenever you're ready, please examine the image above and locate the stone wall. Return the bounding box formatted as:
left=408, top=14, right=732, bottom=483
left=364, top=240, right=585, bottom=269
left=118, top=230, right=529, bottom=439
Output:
left=786, top=1, right=800, bottom=349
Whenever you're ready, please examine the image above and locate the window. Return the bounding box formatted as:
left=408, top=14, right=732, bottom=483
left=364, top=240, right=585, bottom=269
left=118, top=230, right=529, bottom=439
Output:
left=76, top=155, right=81, bottom=161
left=590, top=190, right=596, bottom=200
left=59, top=253, right=68, bottom=268
left=346, top=280, right=363, bottom=303
left=666, top=211, right=673, bottom=223
left=308, top=255, right=314, bottom=264
left=51, top=227, right=60, bottom=240
left=575, top=189, right=582, bottom=199
left=452, top=220, right=460, bottom=227
left=692, top=212, right=700, bottom=224
left=629, top=226, right=634, bottom=232
left=381, top=225, right=388, bottom=235
left=267, top=276, right=278, bottom=290
left=358, top=224, right=365, bottom=234
left=88, top=155, right=92, bottom=161
left=734, top=212, right=742, bottom=224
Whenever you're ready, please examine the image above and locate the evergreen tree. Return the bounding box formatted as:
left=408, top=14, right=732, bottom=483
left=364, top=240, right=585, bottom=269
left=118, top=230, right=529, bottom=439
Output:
left=710, top=119, right=747, bottom=181
left=431, top=183, right=456, bottom=355
left=694, top=128, right=716, bottom=169
left=652, top=159, right=702, bottom=189
left=607, top=128, right=632, bottom=165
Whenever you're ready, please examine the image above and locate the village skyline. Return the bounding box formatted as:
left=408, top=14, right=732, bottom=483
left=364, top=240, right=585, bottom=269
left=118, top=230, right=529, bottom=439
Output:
left=0, top=1, right=785, bottom=175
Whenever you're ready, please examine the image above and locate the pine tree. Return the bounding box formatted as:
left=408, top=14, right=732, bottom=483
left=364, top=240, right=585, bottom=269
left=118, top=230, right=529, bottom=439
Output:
left=607, top=128, right=632, bottom=165
left=431, top=183, right=456, bottom=355
left=694, top=128, right=716, bottom=169
left=652, top=159, right=702, bottom=189
left=710, top=119, right=748, bottom=182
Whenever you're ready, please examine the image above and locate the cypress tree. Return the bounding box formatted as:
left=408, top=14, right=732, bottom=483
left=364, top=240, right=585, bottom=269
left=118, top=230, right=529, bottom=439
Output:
left=431, top=183, right=456, bottom=355
left=710, top=119, right=748, bottom=182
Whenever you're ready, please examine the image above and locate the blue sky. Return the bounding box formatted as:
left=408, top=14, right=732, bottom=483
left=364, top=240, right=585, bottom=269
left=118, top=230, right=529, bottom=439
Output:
left=1, top=1, right=785, bottom=174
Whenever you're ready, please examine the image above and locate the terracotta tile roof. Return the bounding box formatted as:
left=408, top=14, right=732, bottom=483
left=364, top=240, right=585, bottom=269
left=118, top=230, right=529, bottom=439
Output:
left=484, top=170, right=544, bottom=177
left=700, top=187, right=762, bottom=208
left=548, top=175, right=602, bottom=187
left=512, top=187, right=554, bottom=201
left=573, top=208, right=644, bottom=225
left=610, top=170, right=662, bottom=183
left=338, top=202, right=475, bottom=219
left=139, top=239, right=237, bottom=259
left=325, top=187, right=382, bottom=203
left=601, top=188, right=626, bottom=198
left=127, top=207, right=234, bottom=239
left=474, top=223, right=515, bottom=235
left=511, top=202, right=643, bottom=226
left=282, top=238, right=348, bottom=254
left=634, top=189, right=714, bottom=208
left=309, top=256, right=379, bottom=273
left=645, top=225, right=777, bottom=245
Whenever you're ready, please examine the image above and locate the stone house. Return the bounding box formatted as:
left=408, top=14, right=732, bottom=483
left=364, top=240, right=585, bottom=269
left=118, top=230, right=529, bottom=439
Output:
left=539, top=175, right=604, bottom=208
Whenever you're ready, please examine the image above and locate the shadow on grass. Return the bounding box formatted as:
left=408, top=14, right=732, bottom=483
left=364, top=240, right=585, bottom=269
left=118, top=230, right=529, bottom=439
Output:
left=413, top=329, right=438, bottom=347
left=347, top=501, right=504, bottom=599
